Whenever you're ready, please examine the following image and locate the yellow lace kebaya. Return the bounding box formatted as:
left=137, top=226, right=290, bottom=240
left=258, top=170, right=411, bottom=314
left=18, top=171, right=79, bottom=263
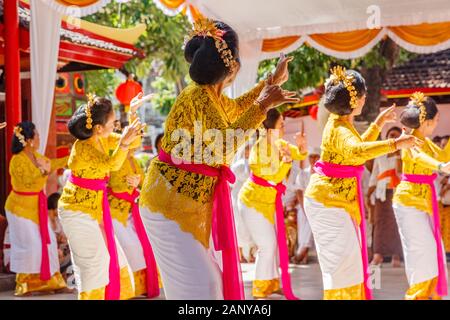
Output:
left=239, top=137, right=307, bottom=224
left=108, top=155, right=144, bottom=226
left=394, top=130, right=450, bottom=215
left=5, top=152, right=68, bottom=223
left=59, top=131, right=141, bottom=223
left=305, top=114, right=396, bottom=224
left=140, top=80, right=267, bottom=248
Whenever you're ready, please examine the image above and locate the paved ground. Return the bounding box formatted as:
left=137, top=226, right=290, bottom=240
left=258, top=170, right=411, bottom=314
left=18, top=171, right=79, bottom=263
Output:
left=1, top=260, right=448, bottom=300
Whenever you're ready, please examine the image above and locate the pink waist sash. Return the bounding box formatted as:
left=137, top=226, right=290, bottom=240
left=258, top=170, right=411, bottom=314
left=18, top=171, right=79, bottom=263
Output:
left=68, top=174, right=120, bottom=300
left=108, top=188, right=160, bottom=298
left=158, top=150, right=244, bottom=300
left=401, top=173, right=448, bottom=296
left=249, top=173, right=299, bottom=300
left=313, top=160, right=372, bottom=300
left=13, top=190, right=51, bottom=281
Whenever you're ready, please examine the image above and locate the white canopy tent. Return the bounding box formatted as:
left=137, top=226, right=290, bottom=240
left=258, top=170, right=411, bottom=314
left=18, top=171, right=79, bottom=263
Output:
left=157, top=0, right=450, bottom=95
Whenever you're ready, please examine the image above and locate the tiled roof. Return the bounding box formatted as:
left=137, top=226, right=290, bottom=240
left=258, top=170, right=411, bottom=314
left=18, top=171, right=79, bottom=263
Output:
left=383, top=49, right=450, bottom=90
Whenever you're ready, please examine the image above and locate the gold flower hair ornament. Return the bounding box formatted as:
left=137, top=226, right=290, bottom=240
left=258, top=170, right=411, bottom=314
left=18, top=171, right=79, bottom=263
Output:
left=85, top=93, right=96, bottom=130
left=14, top=126, right=27, bottom=147
left=327, top=65, right=358, bottom=109
left=188, top=18, right=238, bottom=71
left=410, top=91, right=427, bottom=125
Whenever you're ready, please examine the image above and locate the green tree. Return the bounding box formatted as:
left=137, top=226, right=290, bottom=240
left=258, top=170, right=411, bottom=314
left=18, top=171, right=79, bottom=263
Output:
left=84, top=69, right=120, bottom=100
left=259, top=40, right=414, bottom=122
left=85, top=0, right=191, bottom=93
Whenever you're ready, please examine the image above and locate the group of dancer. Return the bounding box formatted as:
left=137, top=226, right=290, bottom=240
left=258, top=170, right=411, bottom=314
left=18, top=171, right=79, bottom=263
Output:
left=2, top=18, right=450, bottom=300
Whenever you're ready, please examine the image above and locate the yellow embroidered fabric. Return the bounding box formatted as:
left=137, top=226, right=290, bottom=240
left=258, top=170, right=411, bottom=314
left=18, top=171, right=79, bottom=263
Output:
left=394, top=131, right=450, bottom=215
left=239, top=138, right=307, bottom=224
left=78, top=267, right=134, bottom=300
left=108, top=156, right=144, bottom=226
left=305, top=114, right=396, bottom=224
left=133, top=269, right=147, bottom=297
left=140, top=81, right=267, bottom=248
left=405, top=277, right=439, bottom=300
left=59, top=132, right=141, bottom=223
left=323, top=282, right=365, bottom=300
left=5, top=152, right=68, bottom=224
left=440, top=204, right=450, bottom=252
left=252, top=279, right=280, bottom=298
left=15, top=272, right=67, bottom=296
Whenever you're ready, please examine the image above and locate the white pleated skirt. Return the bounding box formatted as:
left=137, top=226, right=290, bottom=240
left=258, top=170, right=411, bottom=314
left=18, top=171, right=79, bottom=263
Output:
left=113, top=217, right=146, bottom=272
left=58, top=209, right=133, bottom=293
left=5, top=210, right=60, bottom=275
left=296, top=205, right=314, bottom=250
left=139, top=206, right=223, bottom=300
left=303, top=197, right=363, bottom=290
left=238, top=200, right=279, bottom=281
left=393, top=204, right=446, bottom=286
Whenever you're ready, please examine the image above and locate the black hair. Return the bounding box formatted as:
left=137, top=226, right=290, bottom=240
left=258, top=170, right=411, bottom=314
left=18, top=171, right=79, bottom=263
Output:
left=184, top=21, right=239, bottom=85
left=385, top=126, right=402, bottom=139
left=263, top=109, right=282, bottom=129
left=11, top=121, right=36, bottom=154
left=324, top=69, right=367, bottom=115
left=400, top=96, right=438, bottom=129
left=155, top=133, right=164, bottom=152
left=432, top=135, right=442, bottom=145
left=47, top=192, right=61, bottom=211
left=68, top=97, right=114, bottom=140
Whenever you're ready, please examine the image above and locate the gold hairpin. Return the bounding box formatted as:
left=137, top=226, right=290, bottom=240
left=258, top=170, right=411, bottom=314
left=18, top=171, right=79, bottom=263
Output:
left=14, top=126, right=26, bottom=147
left=85, top=93, right=95, bottom=130
left=328, top=66, right=358, bottom=109
left=410, top=92, right=427, bottom=125
left=188, top=18, right=238, bottom=71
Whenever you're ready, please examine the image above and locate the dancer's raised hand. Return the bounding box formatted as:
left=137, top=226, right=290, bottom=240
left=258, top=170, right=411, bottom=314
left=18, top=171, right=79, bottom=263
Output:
left=257, top=85, right=300, bottom=111
left=268, top=53, right=294, bottom=86
left=439, top=162, right=450, bottom=175
left=130, top=92, right=154, bottom=114
left=294, top=132, right=307, bottom=153
left=375, top=104, right=397, bottom=127
left=0, top=122, right=6, bottom=130
left=126, top=174, right=141, bottom=188
left=394, top=128, right=423, bottom=150
left=120, top=118, right=146, bottom=148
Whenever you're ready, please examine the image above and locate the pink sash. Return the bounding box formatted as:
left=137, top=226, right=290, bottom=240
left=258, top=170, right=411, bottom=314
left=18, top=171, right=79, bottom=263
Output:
left=68, top=174, right=120, bottom=300
left=401, top=173, right=448, bottom=296
left=13, top=190, right=51, bottom=281
left=108, top=188, right=160, bottom=298
left=249, top=173, right=299, bottom=300
left=313, top=161, right=372, bottom=300
left=158, top=150, right=244, bottom=300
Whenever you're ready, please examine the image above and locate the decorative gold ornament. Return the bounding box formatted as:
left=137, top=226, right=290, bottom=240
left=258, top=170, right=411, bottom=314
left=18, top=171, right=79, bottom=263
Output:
left=14, top=126, right=27, bottom=147
left=188, top=18, right=238, bottom=71
left=410, top=91, right=427, bottom=125
left=327, top=65, right=358, bottom=109
left=85, top=93, right=96, bottom=130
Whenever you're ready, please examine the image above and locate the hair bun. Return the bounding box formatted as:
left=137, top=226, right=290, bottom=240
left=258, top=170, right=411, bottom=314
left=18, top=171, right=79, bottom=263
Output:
left=184, top=36, right=204, bottom=63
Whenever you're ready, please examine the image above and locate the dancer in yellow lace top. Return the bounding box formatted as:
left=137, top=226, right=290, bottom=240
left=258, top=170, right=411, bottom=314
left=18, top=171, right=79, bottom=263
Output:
left=5, top=122, right=68, bottom=296
left=58, top=94, right=147, bottom=300
left=139, top=19, right=300, bottom=300
left=108, top=150, right=161, bottom=298
left=238, top=109, right=307, bottom=299
left=393, top=93, right=450, bottom=300
left=303, top=66, right=420, bottom=300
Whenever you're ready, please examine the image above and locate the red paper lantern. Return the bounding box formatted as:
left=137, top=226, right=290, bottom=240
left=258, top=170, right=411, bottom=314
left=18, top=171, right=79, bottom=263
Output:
left=309, top=105, right=318, bottom=120
left=115, top=79, right=142, bottom=111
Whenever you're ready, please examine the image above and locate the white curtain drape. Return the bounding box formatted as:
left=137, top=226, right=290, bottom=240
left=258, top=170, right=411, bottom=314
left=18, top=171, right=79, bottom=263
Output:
left=226, top=39, right=263, bottom=98
left=30, top=0, right=62, bottom=154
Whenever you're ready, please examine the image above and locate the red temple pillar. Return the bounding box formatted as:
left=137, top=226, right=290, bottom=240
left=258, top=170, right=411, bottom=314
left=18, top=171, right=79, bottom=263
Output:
left=4, top=0, right=22, bottom=189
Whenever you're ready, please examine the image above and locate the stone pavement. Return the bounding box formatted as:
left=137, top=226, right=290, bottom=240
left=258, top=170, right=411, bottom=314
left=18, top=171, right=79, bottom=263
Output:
left=1, top=261, right=448, bottom=300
